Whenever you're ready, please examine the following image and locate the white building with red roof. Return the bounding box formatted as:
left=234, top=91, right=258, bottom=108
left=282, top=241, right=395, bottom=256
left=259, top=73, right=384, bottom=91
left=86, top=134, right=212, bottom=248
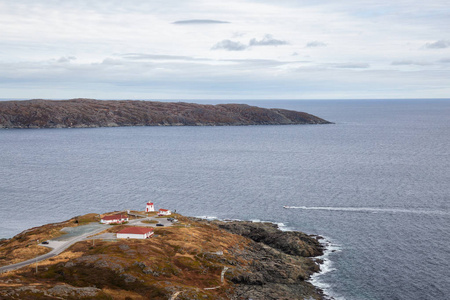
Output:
left=158, top=208, right=171, bottom=216
left=100, top=214, right=129, bottom=224
left=117, top=227, right=154, bottom=239
left=145, top=202, right=155, bottom=212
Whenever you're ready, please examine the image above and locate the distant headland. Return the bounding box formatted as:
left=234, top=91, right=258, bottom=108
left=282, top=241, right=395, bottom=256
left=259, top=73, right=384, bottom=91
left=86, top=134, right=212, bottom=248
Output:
left=0, top=99, right=332, bottom=129
left=0, top=210, right=326, bottom=299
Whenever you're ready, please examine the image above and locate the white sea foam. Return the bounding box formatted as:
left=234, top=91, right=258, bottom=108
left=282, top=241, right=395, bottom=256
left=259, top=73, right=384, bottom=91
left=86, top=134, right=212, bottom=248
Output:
left=199, top=216, right=341, bottom=299
left=247, top=219, right=295, bottom=231
left=196, top=216, right=244, bottom=222
left=195, top=216, right=218, bottom=220
left=275, top=222, right=295, bottom=232
left=308, top=237, right=344, bottom=300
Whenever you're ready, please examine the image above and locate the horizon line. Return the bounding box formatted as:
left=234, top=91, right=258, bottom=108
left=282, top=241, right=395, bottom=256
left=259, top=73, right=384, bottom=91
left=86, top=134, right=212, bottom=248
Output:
left=1, top=98, right=450, bottom=102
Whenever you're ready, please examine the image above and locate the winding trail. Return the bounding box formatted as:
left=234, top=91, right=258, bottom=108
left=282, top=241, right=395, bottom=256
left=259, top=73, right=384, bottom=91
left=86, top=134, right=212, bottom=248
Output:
left=204, top=266, right=229, bottom=290
left=169, top=291, right=181, bottom=300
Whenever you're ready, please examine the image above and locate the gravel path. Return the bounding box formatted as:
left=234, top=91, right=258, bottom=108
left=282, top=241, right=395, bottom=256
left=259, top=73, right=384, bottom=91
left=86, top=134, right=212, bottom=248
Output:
left=0, top=215, right=173, bottom=273
left=0, top=226, right=106, bottom=273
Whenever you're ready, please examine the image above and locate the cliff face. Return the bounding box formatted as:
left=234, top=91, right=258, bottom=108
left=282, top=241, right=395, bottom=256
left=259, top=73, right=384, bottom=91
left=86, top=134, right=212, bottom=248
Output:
left=0, top=215, right=326, bottom=300
left=202, top=219, right=326, bottom=300
left=0, top=99, right=331, bottom=129
left=216, top=221, right=323, bottom=257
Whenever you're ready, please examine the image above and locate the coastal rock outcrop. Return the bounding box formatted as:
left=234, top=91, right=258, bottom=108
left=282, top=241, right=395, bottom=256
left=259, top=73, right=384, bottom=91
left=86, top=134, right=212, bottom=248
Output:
left=0, top=284, right=104, bottom=299
left=202, top=219, right=325, bottom=299
left=216, top=221, right=323, bottom=257
left=0, top=98, right=332, bottom=129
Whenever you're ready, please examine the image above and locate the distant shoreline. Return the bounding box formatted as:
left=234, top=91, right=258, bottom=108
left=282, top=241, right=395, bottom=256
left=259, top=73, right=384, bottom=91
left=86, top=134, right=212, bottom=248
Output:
left=0, top=98, right=332, bottom=129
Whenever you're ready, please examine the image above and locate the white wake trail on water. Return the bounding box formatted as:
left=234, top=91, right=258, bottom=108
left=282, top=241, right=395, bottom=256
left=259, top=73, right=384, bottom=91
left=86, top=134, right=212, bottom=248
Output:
left=285, top=206, right=450, bottom=215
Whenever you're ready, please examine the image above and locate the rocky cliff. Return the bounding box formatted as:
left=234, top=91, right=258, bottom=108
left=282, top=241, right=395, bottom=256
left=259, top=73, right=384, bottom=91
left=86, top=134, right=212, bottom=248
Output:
left=0, top=99, right=331, bottom=129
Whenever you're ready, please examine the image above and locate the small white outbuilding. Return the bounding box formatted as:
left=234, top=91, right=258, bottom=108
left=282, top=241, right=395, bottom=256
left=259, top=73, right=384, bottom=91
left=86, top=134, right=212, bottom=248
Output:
left=158, top=208, right=171, bottom=216
left=100, top=214, right=129, bottom=224
left=117, top=227, right=154, bottom=239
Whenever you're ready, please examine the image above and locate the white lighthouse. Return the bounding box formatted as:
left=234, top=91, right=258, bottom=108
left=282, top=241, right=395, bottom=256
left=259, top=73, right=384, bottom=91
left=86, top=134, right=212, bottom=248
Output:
left=146, top=202, right=155, bottom=212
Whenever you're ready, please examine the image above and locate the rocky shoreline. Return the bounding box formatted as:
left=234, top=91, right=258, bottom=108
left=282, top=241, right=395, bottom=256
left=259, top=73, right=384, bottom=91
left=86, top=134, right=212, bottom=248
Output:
left=0, top=214, right=328, bottom=299
left=0, top=99, right=332, bottom=129
left=198, top=219, right=327, bottom=299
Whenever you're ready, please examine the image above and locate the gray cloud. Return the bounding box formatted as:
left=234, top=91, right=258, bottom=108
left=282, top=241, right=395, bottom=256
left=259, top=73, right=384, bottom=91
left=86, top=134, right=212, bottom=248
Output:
left=223, top=58, right=291, bottom=67
left=212, top=34, right=288, bottom=51
left=425, top=40, right=450, bottom=49
left=391, top=60, right=430, bottom=66
left=211, top=40, right=248, bottom=51
left=439, top=58, right=450, bottom=63
left=249, top=34, right=288, bottom=46
left=57, top=56, right=76, bottom=63
left=306, top=41, right=327, bottom=48
left=117, top=53, right=305, bottom=69
left=101, top=58, right=124, bottom=66
left=334, top=63, right=370, bottom=69
left=173, top=19, right=230, bottom=25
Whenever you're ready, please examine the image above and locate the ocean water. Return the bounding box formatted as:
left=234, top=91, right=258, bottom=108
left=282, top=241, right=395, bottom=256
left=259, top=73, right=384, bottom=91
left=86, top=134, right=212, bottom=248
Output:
left=1, top=99, right=449, bottom=299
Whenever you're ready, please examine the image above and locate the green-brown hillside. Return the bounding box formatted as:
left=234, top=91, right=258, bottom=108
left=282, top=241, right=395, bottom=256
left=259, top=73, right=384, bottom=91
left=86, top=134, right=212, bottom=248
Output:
left=0, top=214, right=326, bottom=300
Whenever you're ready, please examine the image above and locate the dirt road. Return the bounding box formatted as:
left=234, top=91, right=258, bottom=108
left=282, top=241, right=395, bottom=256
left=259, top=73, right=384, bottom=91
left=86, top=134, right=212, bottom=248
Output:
left=0, top=215, right=172, bottom=273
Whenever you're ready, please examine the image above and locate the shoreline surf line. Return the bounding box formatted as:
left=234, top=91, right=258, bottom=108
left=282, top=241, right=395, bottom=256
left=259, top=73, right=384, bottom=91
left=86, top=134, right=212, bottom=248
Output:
left=309, top=237, right=342, bottom=300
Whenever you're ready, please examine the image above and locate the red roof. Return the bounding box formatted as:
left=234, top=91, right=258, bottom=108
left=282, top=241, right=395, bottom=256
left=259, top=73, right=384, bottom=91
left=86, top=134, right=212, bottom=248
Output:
left=118, top=227, right=154, bottom=234
left=147, top=202, right=153, bottom=205
left=159, top=209, right=169, bottom=212
left=102, top=214, right=128, bottom=221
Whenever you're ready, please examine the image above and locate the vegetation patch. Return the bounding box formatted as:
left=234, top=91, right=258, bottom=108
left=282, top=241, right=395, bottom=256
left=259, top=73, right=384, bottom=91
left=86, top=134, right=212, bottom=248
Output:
left=174, top=256, right=202, bottom=272
left=141, top=220, right=158, bottom=224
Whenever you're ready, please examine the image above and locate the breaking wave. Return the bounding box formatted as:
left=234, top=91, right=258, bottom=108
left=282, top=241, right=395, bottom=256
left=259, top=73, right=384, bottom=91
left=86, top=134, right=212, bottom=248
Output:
left=309, top=238, right=344, bottom=300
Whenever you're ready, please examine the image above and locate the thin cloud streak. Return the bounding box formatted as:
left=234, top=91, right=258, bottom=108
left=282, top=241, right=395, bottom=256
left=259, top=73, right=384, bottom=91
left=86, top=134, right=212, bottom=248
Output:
left=173, top=19, right=230, bottom=25
left=391, top=60, right=430, bottom=66
left=306, top=41, right=327, bottom=48
left=333, top=63, right=370, bottom=69
left=120, top=53, right=207, bottom=61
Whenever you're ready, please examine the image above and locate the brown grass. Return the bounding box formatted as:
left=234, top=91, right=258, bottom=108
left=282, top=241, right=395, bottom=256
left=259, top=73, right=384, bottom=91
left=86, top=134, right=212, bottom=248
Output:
left=0, top=212, right=104, bottom=267
left=102, top=288, right=147, bottom=300
left=76, top=213, right=101, bottom=224
left=0, top=216, right=251, bottom=299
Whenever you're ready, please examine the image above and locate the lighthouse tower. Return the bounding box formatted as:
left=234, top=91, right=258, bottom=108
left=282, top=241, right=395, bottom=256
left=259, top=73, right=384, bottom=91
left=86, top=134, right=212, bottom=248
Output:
left=146, top=202, right=155, bottom=212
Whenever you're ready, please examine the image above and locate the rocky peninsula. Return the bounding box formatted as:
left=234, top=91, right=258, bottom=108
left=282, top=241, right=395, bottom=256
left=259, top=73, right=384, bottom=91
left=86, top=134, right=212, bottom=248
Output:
left=0, top=213, right=326, bottom=299
left=0, top=99, right=331, bottom=129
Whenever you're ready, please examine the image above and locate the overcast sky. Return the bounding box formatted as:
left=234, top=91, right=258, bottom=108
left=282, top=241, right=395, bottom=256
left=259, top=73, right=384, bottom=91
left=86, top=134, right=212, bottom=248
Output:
left=1, top=0, right=449, bottom=100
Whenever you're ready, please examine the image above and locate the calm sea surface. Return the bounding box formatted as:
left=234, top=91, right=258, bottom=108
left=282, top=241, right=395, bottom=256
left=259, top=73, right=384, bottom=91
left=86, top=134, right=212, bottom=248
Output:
left=1, top=99, right=449, bottom=299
